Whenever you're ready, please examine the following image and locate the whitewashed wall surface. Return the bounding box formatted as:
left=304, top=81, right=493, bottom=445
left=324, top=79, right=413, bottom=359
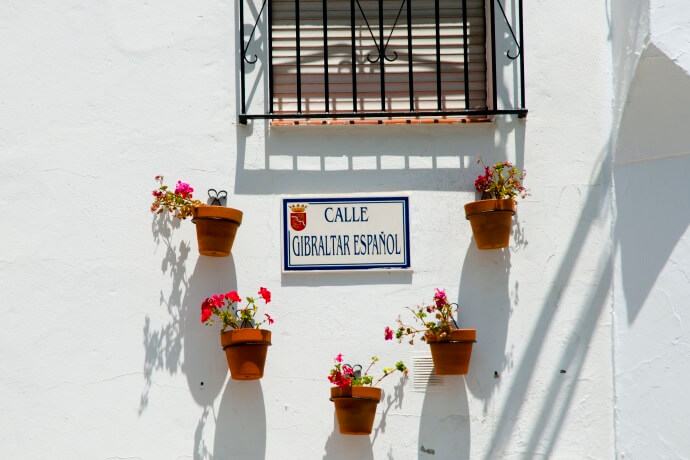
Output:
left=0, top=0, right=688, bottom=458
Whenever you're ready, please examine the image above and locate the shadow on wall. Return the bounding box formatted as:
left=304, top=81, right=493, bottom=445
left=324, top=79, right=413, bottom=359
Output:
left=234, top=119, right=526, bottom=195
left=322, top=412, right=374, bottom=460
left=614, top=43, right=690, bottom=323
left=418, top=377, right=470, bottom=460
left=143, top=214, right=261, bottom=459
left=371, top=375, right=407, bottom=445
left=213, top=380, right=267, bottom=459
left=234, top=0, right=525, bottom=196
left=459, top=243, right=512, bottom=413
left=322, top=375, right=405, bottom=460
left=484, top=151, right=614, bottom=458
left=282, top=270, right=413, bottom=287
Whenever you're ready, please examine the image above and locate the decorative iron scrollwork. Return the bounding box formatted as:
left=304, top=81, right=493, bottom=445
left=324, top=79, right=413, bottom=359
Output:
left=496, top=0, right=522, bottom=60
left=207, top=189, right=228, bottom=206
left=356, top=0, right=406, bottom=64
left=242, top=0, right=268, bottom=64
left=237, top=0, right=528, bottom=122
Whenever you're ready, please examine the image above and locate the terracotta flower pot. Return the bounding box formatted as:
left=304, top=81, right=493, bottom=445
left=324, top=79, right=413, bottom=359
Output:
left=192, top=205, right=243, bottom=257
left=220, top=328, right=271, bottom=380
left=426, top=329, right=477, bottom=375
left=330, top=386, right=382, bottom=435
left=464, top=198, right=515, bottom=250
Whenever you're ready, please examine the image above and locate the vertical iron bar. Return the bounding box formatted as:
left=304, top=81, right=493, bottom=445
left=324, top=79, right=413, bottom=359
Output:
left=323, top=0, right=330, bottom=112
left=351, top=0, right=357, bottom=112
left=518, top=0, right=525, bottom=109
left=296, top=0, right=302, bottom=113
left=379, top=0, right=386, bottom=111
left=434, top=0, right=441, bottom=110
left=462, top=0, right=470, bottom=110
left=240, top=0, right=246, bottom=115
left=490, top=0, right=497, bottom=110
left=268, top=0, right=274, bottom=113
left=407, top=0, right=414, bottom=111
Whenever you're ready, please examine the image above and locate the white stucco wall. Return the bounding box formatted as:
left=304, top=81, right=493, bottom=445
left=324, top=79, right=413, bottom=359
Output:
left=0, top=0, right=629, bottom=458
left=611, top=1, right=690, bottom=458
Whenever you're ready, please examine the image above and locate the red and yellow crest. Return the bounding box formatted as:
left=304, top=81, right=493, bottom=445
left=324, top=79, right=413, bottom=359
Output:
left=289, top=204, right=308, bottom=231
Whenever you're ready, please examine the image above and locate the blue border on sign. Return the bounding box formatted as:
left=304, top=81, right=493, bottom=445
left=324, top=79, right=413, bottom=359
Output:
left=282, top=197, right=410, bottom=271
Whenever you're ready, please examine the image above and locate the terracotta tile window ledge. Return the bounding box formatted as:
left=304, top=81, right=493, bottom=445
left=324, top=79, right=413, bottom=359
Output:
left=269, top=117, right=493, bottom=126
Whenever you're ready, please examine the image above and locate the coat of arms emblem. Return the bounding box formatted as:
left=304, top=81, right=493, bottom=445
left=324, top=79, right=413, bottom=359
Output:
left=289, top=204, right=307, bottom=231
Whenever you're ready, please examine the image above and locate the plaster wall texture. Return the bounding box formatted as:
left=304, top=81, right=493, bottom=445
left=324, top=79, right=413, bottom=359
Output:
left=0, top=0, right=623, bottom=459
left=611, top=0, right=690, bottom=458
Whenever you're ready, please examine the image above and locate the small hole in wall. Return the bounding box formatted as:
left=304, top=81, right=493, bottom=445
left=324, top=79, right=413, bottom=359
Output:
left=420, top=445, right=436, bottom=455
left=200, top=382, right=204, bottom=386
left=560, top=370, right=566, bottom=374
left=494, top=371, right=500, bottom=379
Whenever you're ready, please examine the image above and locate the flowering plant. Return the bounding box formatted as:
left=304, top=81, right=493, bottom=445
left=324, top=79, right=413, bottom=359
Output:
left=201, top=287, right=274, bottom=332
left=474, top=160, right=526, bottom=200
left=150, top=175, right=202, bottom=219
left=385, top=288, right=459, bottom=345
left=328, top=354, right=407, bottom=388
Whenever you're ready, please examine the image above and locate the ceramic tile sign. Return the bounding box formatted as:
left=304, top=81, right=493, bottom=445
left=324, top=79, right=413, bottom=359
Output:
left=282, top=196, right=410, bottom=271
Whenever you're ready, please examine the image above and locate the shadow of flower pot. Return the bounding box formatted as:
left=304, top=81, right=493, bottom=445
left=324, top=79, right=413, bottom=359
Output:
left=182, top=256, right=238, bottom=407
left=458, top=242, right=511, bottom=411
left=417, top=377, right=470, bottom=460
left=322, top=411, right=374, bottom=460
left=142, top=219, right=238, bottom=414
left=213, top=379, right=267, bottom=459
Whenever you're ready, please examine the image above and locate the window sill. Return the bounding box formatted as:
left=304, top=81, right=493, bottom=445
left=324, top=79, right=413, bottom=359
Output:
left=269, top=117, right=492, bottom=127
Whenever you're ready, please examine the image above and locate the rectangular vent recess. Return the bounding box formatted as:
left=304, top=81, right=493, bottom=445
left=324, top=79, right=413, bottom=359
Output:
left=412, top=352, right=446, bottom=391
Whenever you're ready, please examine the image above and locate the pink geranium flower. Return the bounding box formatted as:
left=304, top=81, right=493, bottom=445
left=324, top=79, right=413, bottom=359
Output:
left=474, top=160, right=527, bottom=199
left=174, top=181, right=194, bottom=199
left=384, top=327, right=394, bottom=341
left=327, top=355, right=407, bottom=389
left=149, top=177, right=202, bottom=220
left=433, top=288, right=447, bottom=308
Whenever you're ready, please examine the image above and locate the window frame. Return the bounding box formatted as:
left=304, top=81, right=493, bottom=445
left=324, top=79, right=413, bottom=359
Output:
left=237, top=0, right=526, bottom=123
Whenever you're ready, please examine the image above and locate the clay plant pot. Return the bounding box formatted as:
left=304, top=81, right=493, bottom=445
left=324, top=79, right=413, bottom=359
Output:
left=426, top=329, right=477, bottom=375
left=330, top=386, right=382, bottom=435
left=464, top=198, right=516, bottom=250
left=192, top=205, right=243, bottom=257
left=220, top=328, right=271, bottom=380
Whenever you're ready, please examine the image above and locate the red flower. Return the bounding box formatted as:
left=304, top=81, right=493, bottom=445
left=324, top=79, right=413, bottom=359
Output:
left=334, top=353, right=343, bottom=363
left=210, top=294, right=225, bottom=308
left=328, top=369, right=353, bottom=388
left=201, top=302, right=213, bottom=323
left=258, top=287, right=271, bottom=303
left=225, top=291, right=241, bottom=303
left=384, top=327, right=394, bottom=341
left=474, top=166, right=492, bottom=192
left=264, top=313, right=274, bottom=325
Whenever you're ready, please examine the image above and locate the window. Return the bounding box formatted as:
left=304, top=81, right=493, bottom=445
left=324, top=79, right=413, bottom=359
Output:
left=238, top=0, right=526, bottom=122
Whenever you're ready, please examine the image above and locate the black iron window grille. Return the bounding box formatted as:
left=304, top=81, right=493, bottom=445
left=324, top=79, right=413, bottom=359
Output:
left=238, top=0, right=526, bottom=123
